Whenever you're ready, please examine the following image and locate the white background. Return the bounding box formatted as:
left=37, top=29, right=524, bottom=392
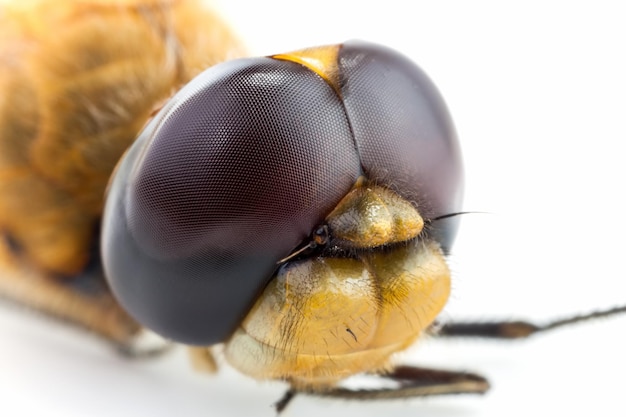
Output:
left=1, top=1, right=626, bottom=416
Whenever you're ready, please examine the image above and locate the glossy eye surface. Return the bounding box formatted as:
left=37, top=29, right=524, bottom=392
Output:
left=101, top=40, right=463, bottom=345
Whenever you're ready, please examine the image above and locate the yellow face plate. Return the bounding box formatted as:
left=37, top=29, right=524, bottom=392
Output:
left=225, top=185, right=450, bottom=389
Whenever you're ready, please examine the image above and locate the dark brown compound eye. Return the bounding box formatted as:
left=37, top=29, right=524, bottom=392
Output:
left=101, top=40, right=463, bottom=345
left=338, top=41, right=464, bottom=250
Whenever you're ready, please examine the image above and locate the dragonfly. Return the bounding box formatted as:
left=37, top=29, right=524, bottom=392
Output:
left=0, top=1, right=624, bottom=415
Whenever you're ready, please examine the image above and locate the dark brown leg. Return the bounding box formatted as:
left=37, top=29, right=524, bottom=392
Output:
left=276, top=305, right=626, bottom=412
left=433, top=305, right=626, bottom=339
left=274, top=389, right=297, bottom=414
left=275, top=366, right=489, bottom=413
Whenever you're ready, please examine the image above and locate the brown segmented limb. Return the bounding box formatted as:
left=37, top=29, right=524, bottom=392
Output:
left=434, top=305, right=626, bottom=339
left=0, top=238, right=168, bottom=355
left=275, top=365, right=489, bottom=413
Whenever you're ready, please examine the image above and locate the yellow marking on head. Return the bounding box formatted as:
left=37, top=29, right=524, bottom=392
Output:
left=326, top=185, right=424, bottom=248
left=225, top=241, right=450, bottom=390
left=272, top=44, right=342, bottom=95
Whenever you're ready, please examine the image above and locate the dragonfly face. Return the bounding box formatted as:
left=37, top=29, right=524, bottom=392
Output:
left=102, top=41, right=463, bottom=386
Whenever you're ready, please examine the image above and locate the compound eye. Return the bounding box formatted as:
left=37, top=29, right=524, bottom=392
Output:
left=101, top=41, right=463, bottom=346
left=102, top=57, right=360, bottom=345
left=338, top=41, right=464, bottom=251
